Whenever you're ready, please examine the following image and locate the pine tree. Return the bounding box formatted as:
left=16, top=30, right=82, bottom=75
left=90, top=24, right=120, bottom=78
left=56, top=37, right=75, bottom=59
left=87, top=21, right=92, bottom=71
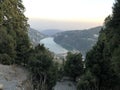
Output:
left=0, top=0, right=30, bottom=64
left=83, top=0, right=120, bottom=90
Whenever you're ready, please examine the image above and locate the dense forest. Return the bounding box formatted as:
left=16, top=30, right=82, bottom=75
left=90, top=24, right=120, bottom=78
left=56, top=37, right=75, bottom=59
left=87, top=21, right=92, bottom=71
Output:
left=0, top=0, right=120, bottom=90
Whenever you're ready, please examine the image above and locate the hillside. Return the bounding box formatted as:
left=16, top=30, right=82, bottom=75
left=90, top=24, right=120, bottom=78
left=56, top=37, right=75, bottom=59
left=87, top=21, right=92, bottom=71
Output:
left=54, top=26, right=102, bottom=56
left=28, top=28, right=47, bottom=45
left=40, top=29, right=63, bottom=36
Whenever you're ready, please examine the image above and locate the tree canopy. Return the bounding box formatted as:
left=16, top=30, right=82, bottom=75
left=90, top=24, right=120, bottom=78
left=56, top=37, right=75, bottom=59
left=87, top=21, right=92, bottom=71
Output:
left=77, top=0, right=120, bottom=90
left=0, top=0, right=30, bottom=65
left=28, top=44, right=58, bottom=90
left=64, top=52, right=83, bottom=80
left=0, top=1, right=58, bottom=90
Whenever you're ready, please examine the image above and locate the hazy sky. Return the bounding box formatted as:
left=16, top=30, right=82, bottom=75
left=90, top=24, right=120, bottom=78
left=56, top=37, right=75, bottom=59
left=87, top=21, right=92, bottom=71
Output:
left=23, top=0, right=115, bottom=30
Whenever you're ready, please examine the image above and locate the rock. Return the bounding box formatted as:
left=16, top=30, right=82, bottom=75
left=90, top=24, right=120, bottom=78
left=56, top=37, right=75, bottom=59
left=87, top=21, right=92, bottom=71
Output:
left=0, top=64, right=31, bottom=90
left=0, top=84, right=3, bottom=90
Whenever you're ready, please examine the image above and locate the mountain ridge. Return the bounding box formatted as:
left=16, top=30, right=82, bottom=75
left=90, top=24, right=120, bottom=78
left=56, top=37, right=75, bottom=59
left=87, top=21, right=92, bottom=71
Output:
left=54, top=26, right=102, bottom=56
left=40, top=29, right=63, bottom=36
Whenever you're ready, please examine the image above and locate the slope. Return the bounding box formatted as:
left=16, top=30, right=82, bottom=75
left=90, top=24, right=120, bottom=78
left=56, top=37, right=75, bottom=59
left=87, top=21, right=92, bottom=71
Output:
left=54, top=26, right=101, bottom=56
left=28, top=28, right=47, bottom=45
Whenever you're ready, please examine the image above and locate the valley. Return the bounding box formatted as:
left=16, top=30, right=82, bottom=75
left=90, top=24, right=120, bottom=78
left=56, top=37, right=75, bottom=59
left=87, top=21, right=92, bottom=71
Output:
left=29, top=26, right=101, bottom=57
left=1, top=0, right=119, bottom=90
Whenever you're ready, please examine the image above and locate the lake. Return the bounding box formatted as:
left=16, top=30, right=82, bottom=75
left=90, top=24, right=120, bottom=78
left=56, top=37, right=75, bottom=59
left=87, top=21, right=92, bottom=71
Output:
left=40, top=37, right=68, bottom=54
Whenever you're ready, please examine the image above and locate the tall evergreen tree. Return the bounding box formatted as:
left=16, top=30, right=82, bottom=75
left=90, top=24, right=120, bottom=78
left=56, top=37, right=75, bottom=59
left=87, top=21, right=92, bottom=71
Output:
left=82, top=0, right=120, bottom=90
left=0, top=0, right=30, bottom=64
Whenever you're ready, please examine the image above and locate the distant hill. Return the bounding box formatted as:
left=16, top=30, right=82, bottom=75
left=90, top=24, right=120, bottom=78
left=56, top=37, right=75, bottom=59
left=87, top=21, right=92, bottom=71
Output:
left=40, top=29, right=63, bottom=36
left=28, top=28, right=47, bottom=45
left=54, top=26, right=102, bottom=56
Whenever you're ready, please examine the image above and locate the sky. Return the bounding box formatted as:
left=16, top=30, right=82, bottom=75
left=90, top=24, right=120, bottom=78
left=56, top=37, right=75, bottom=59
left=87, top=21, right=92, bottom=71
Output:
left=23, top=0, right=115, bottom=30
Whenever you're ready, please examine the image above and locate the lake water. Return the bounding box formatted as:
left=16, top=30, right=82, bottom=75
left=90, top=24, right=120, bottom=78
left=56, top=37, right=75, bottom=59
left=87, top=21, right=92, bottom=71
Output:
left=40, top=37, right=68, bottom=54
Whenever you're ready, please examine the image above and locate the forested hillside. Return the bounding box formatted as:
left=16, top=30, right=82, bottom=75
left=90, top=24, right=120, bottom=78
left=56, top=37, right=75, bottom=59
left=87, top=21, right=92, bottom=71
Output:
left=54, top=26, right=101, bottom=56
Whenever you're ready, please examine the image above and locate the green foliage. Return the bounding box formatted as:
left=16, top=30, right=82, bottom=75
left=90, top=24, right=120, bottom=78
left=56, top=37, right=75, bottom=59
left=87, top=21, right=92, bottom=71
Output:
left=64, top=52, right=83, bottom=80
left=112, top=53, right=120, bottom=89
left=15, top=30, right=31, bottom=65
left=0, top=54, right=12, bottom=65
left=57, top=64, right=65, bottom=80
left=111, top=0, right=120, bottom=27
left=77, top=70, right=97, bottom=90
left=0, top=0, right=31, bottom=65
left=80, top=0, right=120, bottom=90
left=1, top=1, right=58, bottom=90
left=0, top=28, right=16, bottom=64
left=111, top=46, right=120, bottom=81
left=28, top=44, right=58, bottom=90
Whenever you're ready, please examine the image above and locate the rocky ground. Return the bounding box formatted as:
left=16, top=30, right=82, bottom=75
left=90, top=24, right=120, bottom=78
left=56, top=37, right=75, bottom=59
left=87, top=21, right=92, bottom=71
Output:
left=0, top=64, right=32, bottom=90
left=54, top=80, right=77, bottom=90
left=0, top=64, right=77, bottom=90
